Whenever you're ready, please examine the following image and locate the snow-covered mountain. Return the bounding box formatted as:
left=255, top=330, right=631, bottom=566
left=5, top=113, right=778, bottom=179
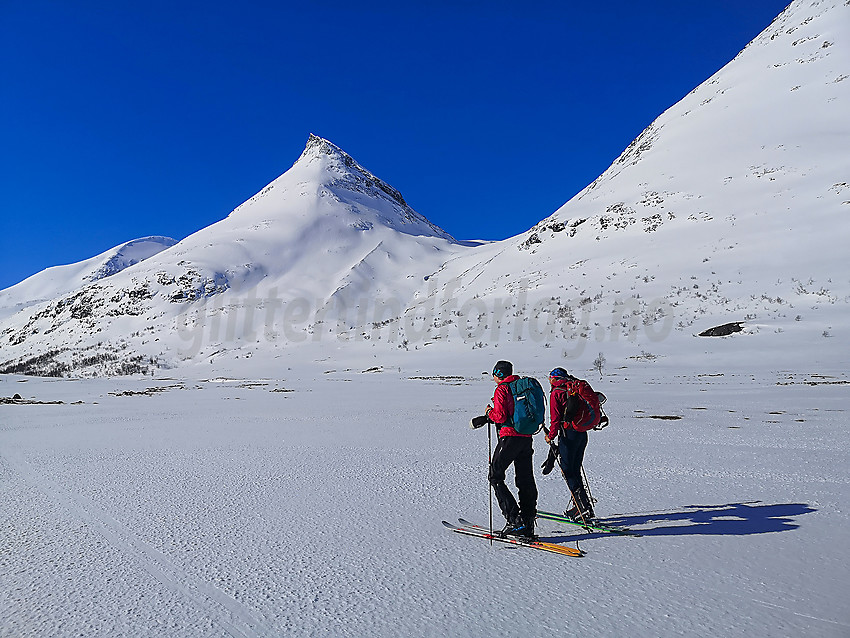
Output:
left=0, top=0, right=847, bottom=376
left=0, top=237, right=176, bottom=321
left=400, top=0, right=849, bottom=365
left=0, top=135, right=468, bottom=375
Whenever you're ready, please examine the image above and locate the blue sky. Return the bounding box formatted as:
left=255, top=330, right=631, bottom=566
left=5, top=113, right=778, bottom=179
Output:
left=0, top=1, right=790, bottom=290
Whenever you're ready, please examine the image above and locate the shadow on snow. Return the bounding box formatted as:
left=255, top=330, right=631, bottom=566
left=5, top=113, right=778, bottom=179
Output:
left=540, top=501, right=815, bottom=543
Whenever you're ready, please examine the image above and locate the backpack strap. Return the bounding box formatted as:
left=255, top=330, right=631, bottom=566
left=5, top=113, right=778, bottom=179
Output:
left=551, top=385, right=580, bottom=428
left=505, top=379, right=516, bottom=426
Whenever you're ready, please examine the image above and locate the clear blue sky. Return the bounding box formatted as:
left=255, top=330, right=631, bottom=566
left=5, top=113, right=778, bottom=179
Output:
left=0, top=1, right=790, bottom=290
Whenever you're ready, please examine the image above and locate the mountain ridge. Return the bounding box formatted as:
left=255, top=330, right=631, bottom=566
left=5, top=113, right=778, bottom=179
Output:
left=0, top=236, right=177, bottom=321
left=388, top=0, right=848, bottom=362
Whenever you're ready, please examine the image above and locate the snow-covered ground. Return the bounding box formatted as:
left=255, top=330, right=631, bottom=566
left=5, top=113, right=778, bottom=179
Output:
left=2, top=355, right=847, bottom=637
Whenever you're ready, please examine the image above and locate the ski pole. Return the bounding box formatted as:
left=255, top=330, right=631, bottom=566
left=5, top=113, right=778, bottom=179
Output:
left=554, top=449, right=592, bottom=526
left=581, top=464, right=596, bottom=505
left=487, top=420, right=493, bottom=545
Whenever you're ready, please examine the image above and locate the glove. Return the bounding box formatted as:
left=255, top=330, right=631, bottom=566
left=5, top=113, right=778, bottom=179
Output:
left=541, top=445, right=558, bottom=475
left=470, top=415, right=490, bottom=429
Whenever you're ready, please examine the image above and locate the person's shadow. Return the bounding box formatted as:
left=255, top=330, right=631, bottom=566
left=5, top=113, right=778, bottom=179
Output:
left=541, top=501, right=816, bottom=542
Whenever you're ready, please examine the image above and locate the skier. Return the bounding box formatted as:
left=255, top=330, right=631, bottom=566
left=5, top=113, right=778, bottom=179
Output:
left=544, top=367, right=597, bottom=521
left=484, top=360, right=538, bottom=538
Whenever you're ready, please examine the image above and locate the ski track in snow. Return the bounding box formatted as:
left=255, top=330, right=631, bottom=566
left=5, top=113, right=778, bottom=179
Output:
left=1, top=369, right=848, bottom=638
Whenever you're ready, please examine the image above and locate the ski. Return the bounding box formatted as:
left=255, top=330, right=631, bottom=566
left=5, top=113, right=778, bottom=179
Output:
left=442, top=520, right=584, bottom=557
left=458, top=517, right=492, bottom=530
left=536, top=510, right=641, bottom=537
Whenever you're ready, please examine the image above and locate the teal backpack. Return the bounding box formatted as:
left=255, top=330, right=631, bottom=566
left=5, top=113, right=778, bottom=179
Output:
left=507, top=377, right=546, bottom=434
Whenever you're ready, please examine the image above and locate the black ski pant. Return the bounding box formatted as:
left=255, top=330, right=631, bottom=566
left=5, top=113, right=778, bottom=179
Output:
left=557, top=428, right=588, bottom=493
left=489, top=434, right=538, bottom=524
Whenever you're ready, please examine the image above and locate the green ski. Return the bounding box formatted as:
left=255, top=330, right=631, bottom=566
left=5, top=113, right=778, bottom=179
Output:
left=537, top=510, right=641, bottom=536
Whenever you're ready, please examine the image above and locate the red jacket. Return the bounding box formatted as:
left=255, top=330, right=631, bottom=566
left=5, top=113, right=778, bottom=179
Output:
left=486, top=375, right=532, bottom=438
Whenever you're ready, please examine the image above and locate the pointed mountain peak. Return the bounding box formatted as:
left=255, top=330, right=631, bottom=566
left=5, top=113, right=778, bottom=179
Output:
left=296, top=134, right=369, bottom=180
left=296, top=134, right=386, bottom=187
left=299, top=133, right=350, bottom=163
left=288, top=134, right=456, bottom=242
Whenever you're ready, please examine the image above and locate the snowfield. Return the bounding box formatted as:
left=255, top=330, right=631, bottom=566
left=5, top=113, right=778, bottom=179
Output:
left=1, top=359, right=848, bottom=637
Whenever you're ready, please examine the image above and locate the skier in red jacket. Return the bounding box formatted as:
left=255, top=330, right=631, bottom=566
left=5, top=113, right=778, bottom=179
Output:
left=485, top=360, right=538, bottom=538
left=545, top=367, right=596, bottom=521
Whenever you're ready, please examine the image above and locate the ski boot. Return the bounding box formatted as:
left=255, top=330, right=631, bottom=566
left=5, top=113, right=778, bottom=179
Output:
left=569, top=486, right=595, bottom=522
left=500, top=516, right=536, bottom=539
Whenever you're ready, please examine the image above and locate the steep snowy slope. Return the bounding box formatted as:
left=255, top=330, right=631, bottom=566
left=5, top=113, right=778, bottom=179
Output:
left=402, top=0, right=849, bottom=366
left=0, top=237, right=176, bottom=321
left=0, top=136, right=467, bottom=375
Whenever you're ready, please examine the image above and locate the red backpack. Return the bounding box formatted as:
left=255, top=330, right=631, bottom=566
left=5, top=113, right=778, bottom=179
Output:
left=564, top=378, right=603, bottom=432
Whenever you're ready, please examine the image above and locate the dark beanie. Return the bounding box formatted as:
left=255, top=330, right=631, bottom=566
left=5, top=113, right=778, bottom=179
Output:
left=493, top=360, right=513, bottom=378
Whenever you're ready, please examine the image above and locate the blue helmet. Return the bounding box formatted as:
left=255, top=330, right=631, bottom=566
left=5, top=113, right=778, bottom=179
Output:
left=549, top=367, right=569, bottom=379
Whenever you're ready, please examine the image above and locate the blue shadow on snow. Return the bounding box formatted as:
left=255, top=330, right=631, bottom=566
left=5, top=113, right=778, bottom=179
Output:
left=541, top=501, right=815, bottom=543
